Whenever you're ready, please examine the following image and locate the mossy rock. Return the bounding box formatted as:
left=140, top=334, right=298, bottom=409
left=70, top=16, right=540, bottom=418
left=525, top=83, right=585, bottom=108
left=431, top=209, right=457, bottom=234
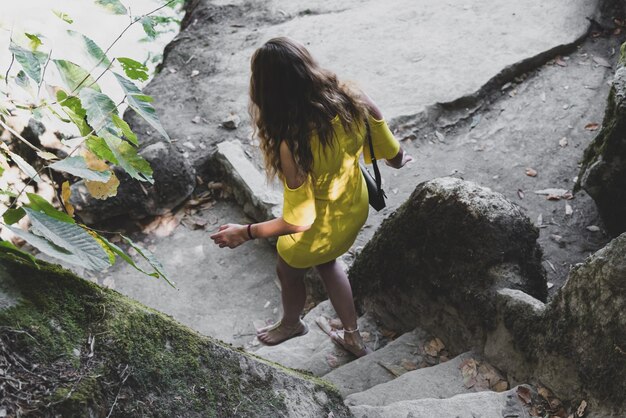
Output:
left=576, top=41, right=626, bottom=236
left=0, top=251, right=350, bottom=417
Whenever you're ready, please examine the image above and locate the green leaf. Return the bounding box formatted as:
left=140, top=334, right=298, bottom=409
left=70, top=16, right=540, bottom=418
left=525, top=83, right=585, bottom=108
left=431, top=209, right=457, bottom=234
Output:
left=0, top=240, right=39, bottom=267
left=111, top=114, right=138, bottom=145
left=79, top=87, right=117, bottom=133
left=117, top=57, right=149, bottom=81
left=9, top=41, right=47, bottom=83
left=54, top=59, right=101, bottom=93
left=0, top=189, right=17, bottom=198
left=141, top=16, right=157, bottom=39
left=86, top=135, right=118, bottom=163
left=49, top=156, right=112, bottom=182
left=5, top=149, right=42, bottom=183
left=95, top=0, right=127, bottom=15
left=3, top=208, right=26, bottom=225
left=57, top=91, right=91, bottom=136
left=26, top=193, right=75, bottom=223
left=37, top=151, right=58, bottom=161
left=67, top=30, right=111, bottom=67
left=113, top=72, right=169, bottom=141
left=23, top=208, right=111, bottom=270
left=100, top=236, right=158, bottom=277
left=15, top=70, right=31, bottom=90
left=52, top=10, right=74, bottom=24
left=101, top=131, right=153, bottom=182
left=6, top=225, right=84, bottom=268
left=122, top=235, right=174, bottom=287
left=24, top=33, right=43, bottom=51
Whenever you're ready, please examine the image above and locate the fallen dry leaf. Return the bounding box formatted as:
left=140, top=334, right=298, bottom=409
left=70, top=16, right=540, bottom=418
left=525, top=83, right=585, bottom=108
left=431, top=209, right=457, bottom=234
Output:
left=181, top=216, right=208, bottom=230
left=577, top=399, right=587, bottom=416
left=381, top=329, right=397, bottom=340
left=517, top=386, right=532, bottom=405
left=61, top=181, right=74, bottom=217
left=547, top=194, right=561, bottom=201
left=555, top=56, right=567, bottom=67
left=584, top=122, right=600, bottom=131
left=592, top=56, right=612, bottom=68
left=142, top=213, right=182, bottom=237
left=537, top=386, right=552, bottom=401
left=400, top=359, right=418, bottom=371
left=492, top=380, right=509, bottom=392
left=424, top=338, right=445, bottom=357
left=525, top=168, right=538, bottom=177
left=562, top=192, right=574, bottom=200
left=378, top=362, right=407, bottom=378
left=517, top=189, right=525, bottom=199
left=326, top=353, right=339, bottom=368
left=459, top=358, right=479, bottom=389
left=586, top=225, right=600, bottom=232
left=535, top=188, right=569, bottom=197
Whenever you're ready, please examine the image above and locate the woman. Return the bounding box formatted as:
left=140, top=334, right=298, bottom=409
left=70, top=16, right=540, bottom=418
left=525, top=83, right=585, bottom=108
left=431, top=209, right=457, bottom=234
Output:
left=210, top=37, right=412, bottom=357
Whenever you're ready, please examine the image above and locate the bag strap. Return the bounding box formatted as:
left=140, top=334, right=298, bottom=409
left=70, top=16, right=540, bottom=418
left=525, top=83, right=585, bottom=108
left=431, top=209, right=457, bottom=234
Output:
left=365, top=118, right=383, bottom=191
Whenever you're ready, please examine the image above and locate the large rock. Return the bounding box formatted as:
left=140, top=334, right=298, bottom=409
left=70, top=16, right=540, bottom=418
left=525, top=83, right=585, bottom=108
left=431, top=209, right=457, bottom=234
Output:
left=0, top=252, right=349, bottom=417
left=72, top=139, right=196, bottom=224
left=483, top=233, right=626, bottom=415
left=349, top=177, right=547, bottom=352
left=541, top=232, right=626, bottom=411
left=577, top=42, right=626, bottom=236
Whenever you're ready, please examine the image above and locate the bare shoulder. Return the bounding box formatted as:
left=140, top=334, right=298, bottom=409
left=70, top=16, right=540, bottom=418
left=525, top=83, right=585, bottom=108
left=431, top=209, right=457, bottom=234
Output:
left=358, top=90, right=384, bottom=120
left=279, top=141, right=306, bottom=189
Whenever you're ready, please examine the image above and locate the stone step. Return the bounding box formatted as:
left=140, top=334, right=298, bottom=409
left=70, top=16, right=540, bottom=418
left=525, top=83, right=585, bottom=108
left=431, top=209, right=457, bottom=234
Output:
left=325, top=327, right=436, bottom=397
left=349, top=386, right=528, bottom=418
left=213, top=140, right=282, bottom=222
left=254, top=300, right=384, bottom=376
left=344, top=352, right=506, bottom=407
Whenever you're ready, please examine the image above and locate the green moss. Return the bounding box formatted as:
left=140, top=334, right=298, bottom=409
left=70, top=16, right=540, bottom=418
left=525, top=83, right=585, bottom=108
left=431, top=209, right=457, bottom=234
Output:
left=619, top=42, right=626, bottom=66
left=0, top=252, right=350, bottom=417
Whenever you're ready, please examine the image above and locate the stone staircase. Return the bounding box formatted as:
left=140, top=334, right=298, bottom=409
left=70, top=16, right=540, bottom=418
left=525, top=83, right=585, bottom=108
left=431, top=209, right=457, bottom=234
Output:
left=256, top=299, right=530, bottom=418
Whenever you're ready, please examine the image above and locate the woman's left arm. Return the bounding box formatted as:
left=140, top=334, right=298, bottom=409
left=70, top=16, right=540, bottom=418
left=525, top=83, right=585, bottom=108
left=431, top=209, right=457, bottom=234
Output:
left=210, top=218, right=309, bottom=249
left=210, top=140, right=313, bottom=249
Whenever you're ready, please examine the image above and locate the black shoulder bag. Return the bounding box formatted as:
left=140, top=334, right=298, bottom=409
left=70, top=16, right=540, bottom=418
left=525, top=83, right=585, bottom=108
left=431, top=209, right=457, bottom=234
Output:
left=360, top=119, right=387, bottom=211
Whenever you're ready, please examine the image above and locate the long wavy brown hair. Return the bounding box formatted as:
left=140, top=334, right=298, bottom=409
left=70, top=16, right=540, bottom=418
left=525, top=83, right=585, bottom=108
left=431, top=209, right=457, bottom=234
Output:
left=249, top=37, right=367, bottom=180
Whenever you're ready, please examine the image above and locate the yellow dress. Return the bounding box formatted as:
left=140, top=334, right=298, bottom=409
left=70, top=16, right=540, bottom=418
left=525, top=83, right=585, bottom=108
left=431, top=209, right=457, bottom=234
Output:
left=277, top=114, right=400, bottom=268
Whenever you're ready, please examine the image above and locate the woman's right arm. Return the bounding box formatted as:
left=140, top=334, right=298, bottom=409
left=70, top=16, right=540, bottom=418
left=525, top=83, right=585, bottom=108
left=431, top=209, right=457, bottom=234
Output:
left=360, top=92, right=413, bottom=169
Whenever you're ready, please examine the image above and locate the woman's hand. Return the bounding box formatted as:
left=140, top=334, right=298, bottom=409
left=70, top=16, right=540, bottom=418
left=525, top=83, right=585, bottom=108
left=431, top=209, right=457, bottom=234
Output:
left=385, top=148, right=413, bottom=169
left=210, top=224, right=249, bottom=249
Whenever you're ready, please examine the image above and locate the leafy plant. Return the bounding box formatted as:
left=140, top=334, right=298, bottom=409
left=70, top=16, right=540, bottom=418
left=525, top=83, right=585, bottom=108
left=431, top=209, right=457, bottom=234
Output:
left=0, top=0, right=181, bottom=286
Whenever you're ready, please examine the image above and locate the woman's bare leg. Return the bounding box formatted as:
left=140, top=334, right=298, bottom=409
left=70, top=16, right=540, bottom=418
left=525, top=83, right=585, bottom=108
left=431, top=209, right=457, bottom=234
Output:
left=315, top=259, right=366, bottom=351
left=257, top=255, right=308, bottom=345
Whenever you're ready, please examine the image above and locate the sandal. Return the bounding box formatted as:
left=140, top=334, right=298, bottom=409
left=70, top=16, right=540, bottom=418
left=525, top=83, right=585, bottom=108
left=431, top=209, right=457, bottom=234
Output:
left=315, top=316, right=372, bottom=358
left=256, top=319, right=309, bottom=346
